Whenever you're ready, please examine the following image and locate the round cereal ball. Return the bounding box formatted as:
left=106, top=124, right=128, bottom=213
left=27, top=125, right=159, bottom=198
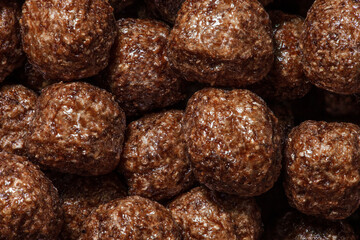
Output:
left=144, top=0, right=184, bottom=24
left=0, top=1, right=23, bottom=83
left=184, top=88, right=282, bottom=196
left=25, top=82, right=126, bottom=176
left=0, top=85, right=37, bottom=155
left=168, top=186, right=263, bottom=240
left=107, top=18, right=183, bottom=116
left=269, top=211, right=356, bottom=240
left=120, top=110, right=193, bottom=201
left=79, top=195, right=182, bottom=239
left=300, top=0, right=360, bottom=94
left=284, top=121, right=360, bottom=220
left=250, top=11, right=311, bottom=100
left=21, top=0, right=116, bottom=81
left=46, top=172, right=127, bottom=240
left=167, top=0, right=274, bottom=87
left=0, top=151, right=63, bottom=240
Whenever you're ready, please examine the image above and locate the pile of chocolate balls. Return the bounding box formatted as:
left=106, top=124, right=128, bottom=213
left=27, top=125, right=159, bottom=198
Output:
left=1, top=0, right=360, bottom=239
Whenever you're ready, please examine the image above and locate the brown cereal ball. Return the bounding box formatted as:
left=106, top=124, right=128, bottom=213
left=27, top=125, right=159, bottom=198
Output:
left=0, top=85, right=37, bottom=155
left=25, top=82, right=126, bottom=176
left=120, top=110, right=193, bottom=201
left=21, top=0, right=116, bottom=81
left=300, top=0, right=360, bottom=94
left=250, top=11, right=311, bottom=100
left=168, top=186, right=263, bottom=240
left=284, top=121, right=360, bottom=220
left=269, top=211, right=356, bottom=240
left=0, top=1, right=23, bottom=83
left=79, top=195, right=182, bottom=239
left=167, top=0, right=273, bottom=87
left=46, top=172, right=127, bottom=240
left=0, top=151, right=63, bottom=240
left=107, top=18, right=184, bottom=116
left=184, top=88, right=282, bottom=196
left=144, top=0, right=184, bottom=24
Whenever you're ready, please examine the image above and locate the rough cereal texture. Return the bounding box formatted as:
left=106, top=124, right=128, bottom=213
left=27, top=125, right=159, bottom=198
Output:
left=250, top=11, right=311, bottom=100
left=167, top=0, right=273, bottom=87
left=0, top=151, right=63, bottom=240
left=269, top=211, right=356, bottom=240
left=21, top=0, right=116, bottom=81
left=0, top=85, right=37, bottom=156
left=168, top=186, right=263, bottom=240
left=285, top=121, right=360, bottom=220
left=0, top=1, right=23, bottom=83
left=144, top=0, right=184, bottom=24
left=26, top=82, right=126, bottom=176
left=120, top=110, right=193, bottom=201
left=46, top=172, right=127, bottom=240
left=184, top=88, right=282, bottom=196
left=300, top=0, right=360, bottom=94
left=107, top=18, right=183, bottom=116
left=79, top=195, right=182, bottom=239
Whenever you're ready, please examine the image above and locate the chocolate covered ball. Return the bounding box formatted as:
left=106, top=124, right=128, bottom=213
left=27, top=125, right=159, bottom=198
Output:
left=285, top=121, right=360, bottom=220
left=0, top=1, right=23, bottom=83
left=300, top=0, right=360, bottom=94
left=0, top=151, right=63, bottom=239
left=79, top=196, right=182, bottom=239
left=107, top=18, right=183, bottom=116
left=167, top=0, right=273, bottom=87
left=21, top=0, right=116, bottom=81
left=168, top=186, right=263, bottom=240
left=251, top=11, right=311, bottom=100
left=269, top=211, right=356, bottom=240
left=144, top=0, right=184, bottom=24
left=0, top=85, right=37, bottom=155
left=184, top=88, right=282, bottom=196
left=26, top=82, right=126, bottom=176
left=47, top=172, right=127, bottom=240
left=120, top=110, right=193, bottom=201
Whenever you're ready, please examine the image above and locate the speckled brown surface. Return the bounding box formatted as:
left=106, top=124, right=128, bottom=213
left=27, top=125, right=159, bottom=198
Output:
left=167, top=0, right=273, bottom=87
left=144, top=0, right=184, bottom=23
left=0, top=85, right=37, bottom=156
left=21, top=0, right=116, bottom=81
left=107, top=18, right=183, bottom=116
left=184, top=88, right=282, bottom=196
left=46, top=172, right=127, bottom=240
left=300, top=0, right=360, bottom=94
left=269, top=211, right=356, bottom=240
left=120, top=110, right=193, bottom=201
left=25, top=82, right=126, bottom=176
left=168, top=186, right=263, bottom=240
left=0, top=151, right=63, bottom=240
left=284, top=121, right=360, bottom=220
left=0, top=1, right=23, bottom=83
left=79, top=195, right=182, bottom=239
left=250, top=11, right=311, bottom=100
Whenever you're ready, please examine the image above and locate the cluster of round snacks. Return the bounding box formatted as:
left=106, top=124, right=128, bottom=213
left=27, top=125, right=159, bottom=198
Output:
left=1, top=0, right=360, bottom=239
